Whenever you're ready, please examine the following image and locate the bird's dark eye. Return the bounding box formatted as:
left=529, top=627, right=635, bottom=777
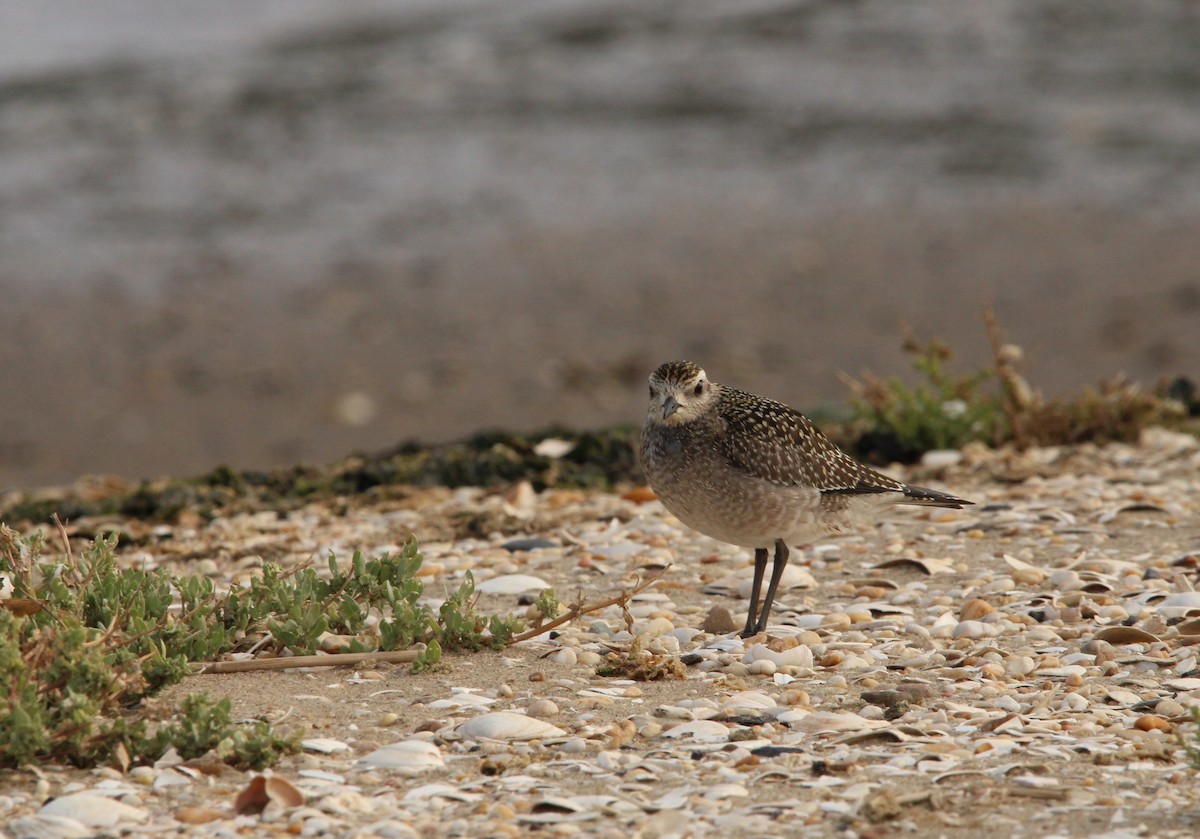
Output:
left=693, top=381, right=704, bottom=396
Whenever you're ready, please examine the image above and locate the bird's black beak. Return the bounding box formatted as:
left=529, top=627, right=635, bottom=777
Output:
left=662, top=397, right=680, bottom=420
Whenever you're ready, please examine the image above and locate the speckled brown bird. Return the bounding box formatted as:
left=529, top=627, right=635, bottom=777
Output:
left=640, top=360, right=972, bottom=638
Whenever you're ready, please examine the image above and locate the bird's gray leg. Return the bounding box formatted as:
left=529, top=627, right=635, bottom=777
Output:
left=754, top=540, right=790, bottom=634
left=741, top=547, right=769, bottom=637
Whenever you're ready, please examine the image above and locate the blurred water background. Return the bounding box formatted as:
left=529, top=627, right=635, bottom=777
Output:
left=2, top=0, right=1200, bottom=488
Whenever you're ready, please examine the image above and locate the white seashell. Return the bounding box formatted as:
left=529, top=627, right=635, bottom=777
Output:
left=1047, top=569, right=1082, bottom=590
left=456, top=711, right=566, bottom=741
left=721, top=691, right=776, bottom=712
left=1156, top=592, right=1200, bottom=618
left=302, top=738, right=351, bottom=754
left=1104, top=690, right=1142, bottom=707
left=952, top=620, right=996, bottom=640
left=661, top=720, right=730, bottom=742
left=748, top=659, right=777, bottom=676
left=518, top=795, right=596, bottom=824
left=670, top=627, right=703, bottom=644
left=1094, top=626, right=1160, bottom=645
left=154, top=748, right=183, bottom=770
left=647, top=635, right=680, bottom=655
left=1056, top=692, right=1089, bottom=712
left=783, top=710, right=889, bottom=734
left=588, top=619, right=614, bottom=636
left=974, top=738, right=1021, bottom=757
left=875, top=557, right=955, bottom=575
left=477, top=574, right=551, bottom=595
left=744, top=643, right=813, bottom=669
left=790, top=614, right=826, bottom=629
left=1164, top=678, right=1200, bottom=691
left=920, top=449, right=963, bottom=469
left=6, top=815, right=92, bottom=839
left=1012, top=774, right=1060, bottom=789
left=152, top=769, right=193, bottom=788
left=533, top=438, right=575, bottom=458
left=630, top=591, right=671, bottom=604
left=558, top=737, right=588, bottom=754
left=527, top=698, right=560, bottom=718
left=428, top=692, right=498, bottom=709
left=403, top=784, right=484, bottom=803
left=632, top=617, right=674, bottom=638
left=704, top=783, right=749, bottom=800
left=655, top=787, right=694, bottom=810
left=548, top=648, right=578, bottom=666
left=992, top=694, right=1021, bottom=713
left=356, top=740, right=445, bottom=774
left=39, top=795, right=149, bottom=829
left=776, top=708, right=810, bottom=724
left=1003, top=554, right=1047, bottom=585
left=1005, top=656, right=1037, bottom=677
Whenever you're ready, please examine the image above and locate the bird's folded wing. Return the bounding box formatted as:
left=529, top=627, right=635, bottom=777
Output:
left=717, top=397, right=904, bottom=494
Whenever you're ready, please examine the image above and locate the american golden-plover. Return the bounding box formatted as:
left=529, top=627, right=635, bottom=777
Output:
left=640, top=360, right=972, bottom=638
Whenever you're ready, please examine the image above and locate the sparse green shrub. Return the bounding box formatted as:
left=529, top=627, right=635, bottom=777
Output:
left=841, top=307, right=1193, bottom=462
left=432, top=571, right=524, bottom=652
left=841, top=328, right=1003, bottom=461
left=144, top=694, right=297, bottom=770
left=0, top=525, right=523, bottom=769
left=0, top=525, right=272, bottom=768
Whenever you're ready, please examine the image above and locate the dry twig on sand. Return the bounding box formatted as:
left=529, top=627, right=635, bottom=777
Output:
left=199, top=565, right=671, bottom=673
left=507, top=565, right=671, bottom=644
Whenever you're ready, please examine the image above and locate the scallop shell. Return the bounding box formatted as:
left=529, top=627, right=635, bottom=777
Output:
left=721, top=690, right=777, bottom=712
left=660, top=720, right=731, bottom=742
left=7, top=815, right=93, bottom=839
left=39, top=795, right=149, bottom=829
left=476, top=574, right=551, bottom=595
left=356, top=740, right=445, bottom=774
left=456, top=711, right=566, bottom=741
left=1094, top=626, right=1161, bottom=645
left=302, top=737, right=351, bottom=754
left=1156, top=592, right=1200, bottom=618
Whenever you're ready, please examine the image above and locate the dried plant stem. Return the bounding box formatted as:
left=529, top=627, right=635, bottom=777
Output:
left=200, top=649, right=422, bottom=674
left=507, top=565, right=671, bottom=645
left=984, top=303, right=1036, bottom=449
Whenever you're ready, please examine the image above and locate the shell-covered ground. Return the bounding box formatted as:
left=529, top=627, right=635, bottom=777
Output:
left=6, top=429, right=1200, bottom=838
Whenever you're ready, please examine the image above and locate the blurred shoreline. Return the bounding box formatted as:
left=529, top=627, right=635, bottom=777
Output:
left=3, top=0, right=1199, bottom=488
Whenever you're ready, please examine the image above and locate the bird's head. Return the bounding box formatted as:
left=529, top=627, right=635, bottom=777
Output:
left=646, top=361, right=718, bottom=427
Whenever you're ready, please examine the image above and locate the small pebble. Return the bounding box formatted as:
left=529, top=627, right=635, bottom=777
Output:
left=702, top=606, right=738, bottom=634
left=549, top=648, right=577, bottom=666
left=1135, top=715, right=1172, bottom=732
left=960, top=599, right=996, bottom=621
left=528, top=699, right=559, bottom=718
left=1156, top=699, right=1185, bottom=718
left=748, top=659, right=777, bottom=676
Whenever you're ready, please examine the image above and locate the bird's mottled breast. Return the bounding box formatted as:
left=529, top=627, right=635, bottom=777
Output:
left=642, top=418, right=706, bottom=470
